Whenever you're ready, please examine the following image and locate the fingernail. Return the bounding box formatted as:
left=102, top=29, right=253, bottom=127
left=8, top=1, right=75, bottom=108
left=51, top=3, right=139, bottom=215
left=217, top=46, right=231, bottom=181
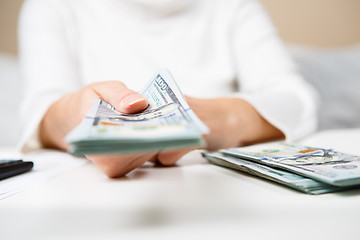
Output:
left=122, top=94, right=147, bottom=106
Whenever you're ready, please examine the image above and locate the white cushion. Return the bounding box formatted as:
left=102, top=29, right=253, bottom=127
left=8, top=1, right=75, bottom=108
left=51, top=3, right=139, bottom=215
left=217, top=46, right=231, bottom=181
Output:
left=288, top=44, right=360, bottom=130
left=0, top=53, right=21, bottom=147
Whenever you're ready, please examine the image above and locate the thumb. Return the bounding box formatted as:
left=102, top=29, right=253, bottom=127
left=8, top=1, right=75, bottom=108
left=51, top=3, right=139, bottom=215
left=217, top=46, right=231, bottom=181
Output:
left=89, top=81, right=148, bottom=114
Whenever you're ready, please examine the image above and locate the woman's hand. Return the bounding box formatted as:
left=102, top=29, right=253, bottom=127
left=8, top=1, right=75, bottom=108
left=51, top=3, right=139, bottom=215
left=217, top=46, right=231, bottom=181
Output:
left=39, top=81, right=158, bottom=177
left=186, top=96, right=284, bottom=149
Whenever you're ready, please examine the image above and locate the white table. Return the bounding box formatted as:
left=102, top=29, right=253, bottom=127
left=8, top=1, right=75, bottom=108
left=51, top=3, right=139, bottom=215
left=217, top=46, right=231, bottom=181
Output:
left=1, top=129, right=360, bottom=240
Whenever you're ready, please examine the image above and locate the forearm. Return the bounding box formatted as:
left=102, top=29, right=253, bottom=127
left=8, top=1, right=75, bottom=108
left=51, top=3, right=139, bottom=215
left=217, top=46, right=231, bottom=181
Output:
left=39, top=91, right=84, bottom=151
left=228, top=98, right=284, bottom=146
left=39, top=94, right=70, bottom=150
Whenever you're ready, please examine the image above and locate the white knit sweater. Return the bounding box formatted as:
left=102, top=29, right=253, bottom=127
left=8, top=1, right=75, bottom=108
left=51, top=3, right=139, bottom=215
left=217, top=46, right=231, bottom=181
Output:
left=18, top=0, right=318, bottom=152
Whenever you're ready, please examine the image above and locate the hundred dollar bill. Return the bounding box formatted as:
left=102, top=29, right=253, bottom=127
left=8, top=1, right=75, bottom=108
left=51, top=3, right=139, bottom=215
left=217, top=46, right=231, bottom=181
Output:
left=66, top=69, right=209, bottom=155
left=203, top=151, right=350, bottom=194
left=221, top=142, right=360, bottom=187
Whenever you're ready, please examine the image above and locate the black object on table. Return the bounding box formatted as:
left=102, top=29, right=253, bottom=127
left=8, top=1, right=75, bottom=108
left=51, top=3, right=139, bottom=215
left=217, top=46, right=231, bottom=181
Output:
left=0, top=159, right=34, bottom=180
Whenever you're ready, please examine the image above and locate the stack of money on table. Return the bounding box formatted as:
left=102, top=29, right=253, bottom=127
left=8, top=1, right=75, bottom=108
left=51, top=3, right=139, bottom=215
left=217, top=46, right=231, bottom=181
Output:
left=203, top=142, right=360, bottom=194
left=66, top=69, right=208, bottom=156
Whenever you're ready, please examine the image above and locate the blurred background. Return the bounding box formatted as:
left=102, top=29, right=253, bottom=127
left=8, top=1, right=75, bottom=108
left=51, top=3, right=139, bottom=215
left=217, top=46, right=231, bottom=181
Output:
left=1, top=0, right=360, bottom=147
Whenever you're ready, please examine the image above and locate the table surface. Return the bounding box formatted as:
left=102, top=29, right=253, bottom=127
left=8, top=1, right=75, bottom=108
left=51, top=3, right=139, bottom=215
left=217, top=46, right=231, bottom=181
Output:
left=1, top=129, right=360, bottom=240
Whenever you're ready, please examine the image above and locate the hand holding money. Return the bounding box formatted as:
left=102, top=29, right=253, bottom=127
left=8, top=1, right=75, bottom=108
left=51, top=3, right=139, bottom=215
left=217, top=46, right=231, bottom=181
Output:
left=62, top=70, right=210, bottom=176
left=39, top=81, right=149, bottom=150
left=39, top=80, right=168, bottom=177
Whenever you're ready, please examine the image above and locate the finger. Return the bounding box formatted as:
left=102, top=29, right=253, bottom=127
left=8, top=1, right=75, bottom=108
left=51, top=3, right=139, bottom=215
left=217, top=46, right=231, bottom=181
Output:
left=148, top=153, right=159, bottom=163
left=87, top=152, right=156, bottom=177
left=156, top=149, right=193, bottom=166
left=89, top=81, right=148, bottom=114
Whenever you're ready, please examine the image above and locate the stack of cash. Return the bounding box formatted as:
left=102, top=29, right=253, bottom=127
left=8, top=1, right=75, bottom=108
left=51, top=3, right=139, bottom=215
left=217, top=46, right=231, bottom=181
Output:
left=66, top=69, right=208, bottom=156
left=203, top=142, right=360, bottom=194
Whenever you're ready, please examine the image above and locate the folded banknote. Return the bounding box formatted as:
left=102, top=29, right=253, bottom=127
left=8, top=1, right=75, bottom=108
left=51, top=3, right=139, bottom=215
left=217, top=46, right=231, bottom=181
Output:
left=66, top=69, right=208, bottom=155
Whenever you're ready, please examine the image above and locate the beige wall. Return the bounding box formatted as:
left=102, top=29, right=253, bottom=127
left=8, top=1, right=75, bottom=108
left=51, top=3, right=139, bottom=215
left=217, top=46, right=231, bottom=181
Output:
left=260, top=0, right=360, bottom=47
left=0, top=0, right=23, bottom=55
left=1, top=0, right=360, bottom=55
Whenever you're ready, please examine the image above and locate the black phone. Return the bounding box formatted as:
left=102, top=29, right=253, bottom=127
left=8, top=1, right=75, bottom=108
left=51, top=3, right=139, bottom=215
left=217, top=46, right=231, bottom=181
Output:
left=0, top=159, right=34, bottom=180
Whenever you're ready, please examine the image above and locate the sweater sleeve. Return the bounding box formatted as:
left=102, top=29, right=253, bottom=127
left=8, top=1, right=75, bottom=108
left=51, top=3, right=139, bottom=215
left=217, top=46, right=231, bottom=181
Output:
left=230, top=0, right=319, bottom=141
left=18, top=0, right=80, bottom=152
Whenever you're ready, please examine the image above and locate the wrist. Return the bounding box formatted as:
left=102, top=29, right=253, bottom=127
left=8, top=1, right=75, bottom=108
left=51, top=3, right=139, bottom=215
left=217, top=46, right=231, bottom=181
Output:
left=39, top=93, right=74, bottom=150
left=226, top=98, right=284, bottom=146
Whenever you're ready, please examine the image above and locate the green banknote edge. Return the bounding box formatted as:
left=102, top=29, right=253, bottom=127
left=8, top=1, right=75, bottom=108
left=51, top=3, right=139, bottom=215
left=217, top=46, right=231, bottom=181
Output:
left=70, top=138, right=204, bottom=156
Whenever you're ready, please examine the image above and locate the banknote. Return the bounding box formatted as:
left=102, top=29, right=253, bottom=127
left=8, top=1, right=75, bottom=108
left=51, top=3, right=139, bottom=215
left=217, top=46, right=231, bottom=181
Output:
left=66, top=69, right=209, bottom=155
left=221, top=142, right=360, bottom=187
left=203, top=151, right=351, bottom=194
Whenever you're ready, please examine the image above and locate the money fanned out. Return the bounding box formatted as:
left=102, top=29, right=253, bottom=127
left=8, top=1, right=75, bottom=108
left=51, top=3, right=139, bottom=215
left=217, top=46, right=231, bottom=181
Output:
left=66, top=69, right=209, bottom=156
left=204, top=152, right=347, bottom=194
left=203, top=142, right=360, bottom=194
